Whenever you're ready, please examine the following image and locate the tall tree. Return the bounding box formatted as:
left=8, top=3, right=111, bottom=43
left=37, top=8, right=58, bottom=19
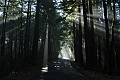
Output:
left=8, top=32, right=13, bottom=73
left=109, top=0, right=116, bottom=75
left=24, top=0, right=31, bottom=65
left=31, top=0, right=41, bottom=65
left=1, top=0, right=7, bottom=76
left=73, top=21, right=77, bottom=63
left=103, top=0, right=110, bottom=73
left=82, top=0, right=91, bottom=69
left=89, top=0, right=97, bottom=69
left=74, top=4, right=83, bottom=66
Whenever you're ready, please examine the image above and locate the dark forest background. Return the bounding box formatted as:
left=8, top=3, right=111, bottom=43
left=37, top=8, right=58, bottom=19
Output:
left=0, top=0, right=120, bottom=78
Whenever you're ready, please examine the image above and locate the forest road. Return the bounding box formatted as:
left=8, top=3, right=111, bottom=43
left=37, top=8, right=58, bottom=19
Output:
left=28, top=59, right=89, bottom=80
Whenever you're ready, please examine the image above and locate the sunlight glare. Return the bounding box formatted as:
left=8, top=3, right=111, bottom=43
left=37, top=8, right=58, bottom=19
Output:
left=58, top=43, right=75, bottom=61
left=41, top=67, right=48, bottom=73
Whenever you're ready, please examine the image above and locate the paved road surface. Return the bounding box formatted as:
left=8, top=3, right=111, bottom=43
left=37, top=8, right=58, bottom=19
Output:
left=28, top=59, right=88, bottom=80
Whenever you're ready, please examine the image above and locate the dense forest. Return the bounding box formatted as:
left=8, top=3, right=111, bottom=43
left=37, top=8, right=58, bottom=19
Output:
left=0, top=0, right=120, bottom=79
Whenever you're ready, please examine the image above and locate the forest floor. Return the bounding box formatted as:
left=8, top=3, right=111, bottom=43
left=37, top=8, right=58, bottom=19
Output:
left=1, top=60, right=120, bottom=80
left=1, top=65, right=42, bottom=80
left=71, top=61, right=120, bottom=80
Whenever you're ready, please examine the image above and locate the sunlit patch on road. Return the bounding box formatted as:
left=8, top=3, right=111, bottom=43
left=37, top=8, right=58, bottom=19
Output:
left=41, top=67, right=48, bottom=73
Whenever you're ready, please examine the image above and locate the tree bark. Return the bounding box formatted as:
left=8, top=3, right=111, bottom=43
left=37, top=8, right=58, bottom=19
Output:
left=82, top=0, right=91, bottom=69
left=1, top=0, right=7, bottom=76
left=24, top=0, right=31, bottom=65
left=103, top=0, right=110, bottom=73
left=89, top=0, right=97, bottom=69
left=31, top=0, right=41, bottom=65
left=78, top=4, right=83, bottom=66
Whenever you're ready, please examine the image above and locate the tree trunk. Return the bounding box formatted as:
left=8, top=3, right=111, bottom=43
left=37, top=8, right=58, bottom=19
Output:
left=103, top=0, right=110, bottom=73
left=82, top=0, right=91, bottom=69
left=109, top=0, right=116, bottom=75
left=31, top=0, right=41, bottom=65
left=48, top=24, right=52, bottom=60
left=89, top=0, right=97, bottom=69
left=1, top=0, right=7, bottom=76
left=24, top=0, right=31, bottom=65
left=98, top=35, right=102, bottom=68
left=78, top=4, right=84, bottom=66
left=73, top=21, right=77, bottom=63
left=9, top=32, right=13, bottom=73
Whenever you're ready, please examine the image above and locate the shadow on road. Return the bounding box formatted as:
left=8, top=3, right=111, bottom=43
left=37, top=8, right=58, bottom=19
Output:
left=28, top=59, right=88, bottom=80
